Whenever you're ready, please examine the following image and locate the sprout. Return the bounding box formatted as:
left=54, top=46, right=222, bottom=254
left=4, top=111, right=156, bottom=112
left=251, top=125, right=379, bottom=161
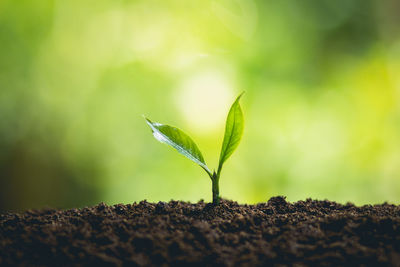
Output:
left=144, top=93, right=244, bottom=205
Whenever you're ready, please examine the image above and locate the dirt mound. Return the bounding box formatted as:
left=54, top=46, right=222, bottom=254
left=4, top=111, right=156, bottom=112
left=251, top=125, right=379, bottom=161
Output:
left=1, top=197, right=400, bottom=266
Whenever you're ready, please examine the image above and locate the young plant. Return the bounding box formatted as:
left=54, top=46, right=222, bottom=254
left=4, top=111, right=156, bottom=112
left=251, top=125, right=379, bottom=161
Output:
left=144, top=93, right=244, bottom=205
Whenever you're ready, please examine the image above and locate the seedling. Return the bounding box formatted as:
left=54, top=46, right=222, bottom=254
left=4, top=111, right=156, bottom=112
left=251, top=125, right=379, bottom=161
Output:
left=144, top=93, right=244, bottom=205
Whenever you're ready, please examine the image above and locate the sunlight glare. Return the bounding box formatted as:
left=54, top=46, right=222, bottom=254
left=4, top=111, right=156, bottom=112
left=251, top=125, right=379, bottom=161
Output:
left=176, top=70, right=235, bottom=133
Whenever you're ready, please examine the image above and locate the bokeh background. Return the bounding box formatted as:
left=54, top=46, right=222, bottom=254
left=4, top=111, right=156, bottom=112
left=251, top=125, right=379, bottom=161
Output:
left=1, top=0, right=400, bottom=211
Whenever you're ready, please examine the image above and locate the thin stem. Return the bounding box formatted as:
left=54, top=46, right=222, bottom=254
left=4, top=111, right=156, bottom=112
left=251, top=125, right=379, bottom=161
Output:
left=203, top=167, right=213, bottom=180
left=216, top=162, right=222, bottom=179
left=212, top=172, right=220, bottom=205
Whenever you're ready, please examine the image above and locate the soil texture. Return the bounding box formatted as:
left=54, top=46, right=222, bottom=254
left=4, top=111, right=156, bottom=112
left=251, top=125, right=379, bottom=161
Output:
left=1, top=196, right=400, bottom=266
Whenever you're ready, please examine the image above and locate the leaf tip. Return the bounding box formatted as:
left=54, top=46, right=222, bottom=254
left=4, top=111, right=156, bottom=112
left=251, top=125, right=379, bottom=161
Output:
left=143, top=115, right=152, bottom=123
left=143, top=116, right=156, bottom=133
left=237, top=91, right=245, bottom=101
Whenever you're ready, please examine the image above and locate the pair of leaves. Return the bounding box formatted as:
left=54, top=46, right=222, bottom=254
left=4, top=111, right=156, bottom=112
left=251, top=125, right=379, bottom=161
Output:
left=145, top=93, right=244, bottom=179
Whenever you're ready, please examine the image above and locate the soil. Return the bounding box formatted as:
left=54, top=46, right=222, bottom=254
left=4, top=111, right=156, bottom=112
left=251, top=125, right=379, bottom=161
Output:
left=1, top=197, right=400, bottom=266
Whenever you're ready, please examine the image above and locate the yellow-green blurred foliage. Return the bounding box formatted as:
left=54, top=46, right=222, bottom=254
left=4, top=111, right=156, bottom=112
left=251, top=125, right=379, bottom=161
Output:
left=1, top=0, right=400, bottom=211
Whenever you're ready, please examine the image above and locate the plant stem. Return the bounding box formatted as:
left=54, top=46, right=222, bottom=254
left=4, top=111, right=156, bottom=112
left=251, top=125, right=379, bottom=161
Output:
left=212, top=172, right=220, bottom=205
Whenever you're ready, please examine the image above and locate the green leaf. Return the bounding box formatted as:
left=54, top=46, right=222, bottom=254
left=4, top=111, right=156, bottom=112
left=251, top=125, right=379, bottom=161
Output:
left=144, top=117, right=212, bottom=176
left=217, top=92, right=244, bottom=175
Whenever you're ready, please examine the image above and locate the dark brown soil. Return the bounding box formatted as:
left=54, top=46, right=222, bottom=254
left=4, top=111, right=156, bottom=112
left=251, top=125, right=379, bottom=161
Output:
left=1, top=197, right=400, bottom=266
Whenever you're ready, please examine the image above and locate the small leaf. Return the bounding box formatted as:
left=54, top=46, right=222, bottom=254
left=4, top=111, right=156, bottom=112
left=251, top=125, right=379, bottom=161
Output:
left=217, top=93, right=244, bottom=175
left=145, top=117, right=212, bottom=176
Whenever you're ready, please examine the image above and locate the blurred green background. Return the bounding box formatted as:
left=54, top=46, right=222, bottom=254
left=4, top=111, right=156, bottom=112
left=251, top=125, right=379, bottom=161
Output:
left=1, top=0, right=400, bottom=211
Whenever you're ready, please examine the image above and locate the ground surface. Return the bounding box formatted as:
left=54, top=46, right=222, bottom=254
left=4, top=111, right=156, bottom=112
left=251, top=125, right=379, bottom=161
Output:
left=1, top=197, right=400, bottom=266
